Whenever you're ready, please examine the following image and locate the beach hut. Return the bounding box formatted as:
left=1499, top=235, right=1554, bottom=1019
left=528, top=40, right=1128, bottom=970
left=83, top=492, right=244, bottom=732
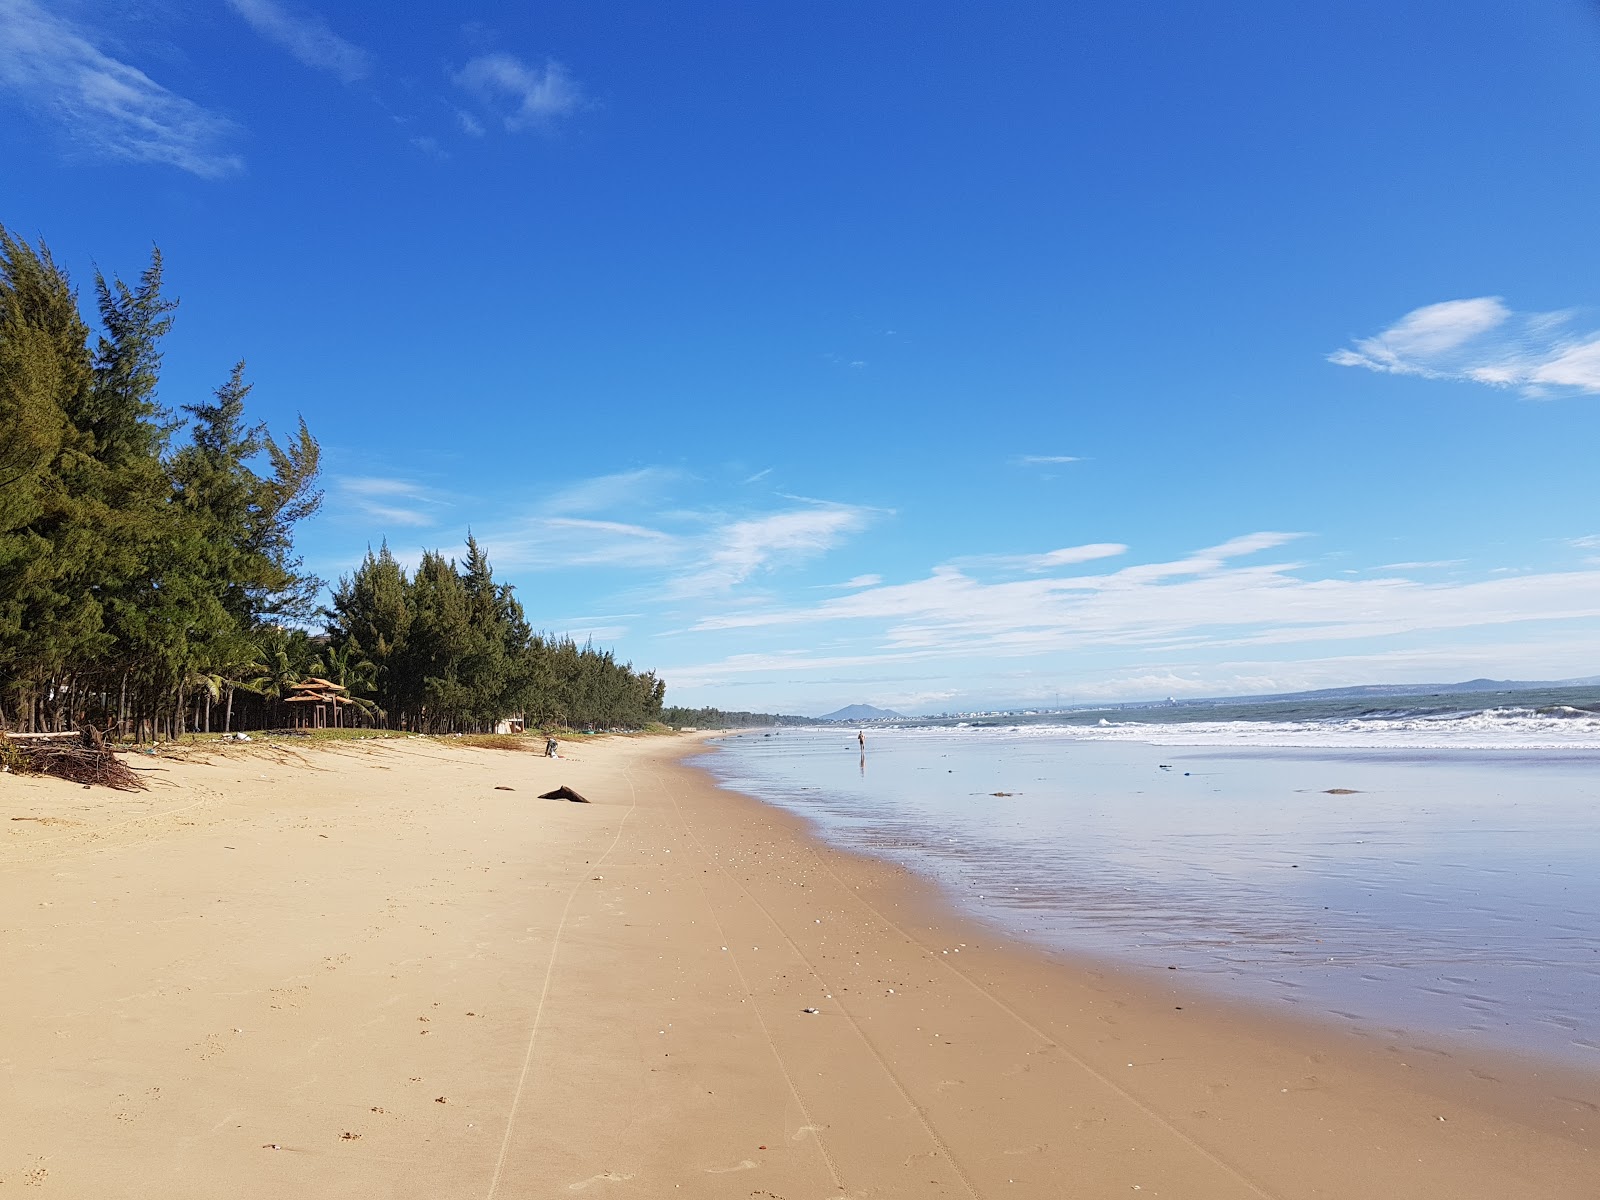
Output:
left=282, top=677, right=355, bottom=729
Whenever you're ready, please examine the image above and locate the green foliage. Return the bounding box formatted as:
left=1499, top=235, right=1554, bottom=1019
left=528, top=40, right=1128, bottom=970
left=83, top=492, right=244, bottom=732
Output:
left=0, top=222, right=670, bottom=740
left=324, top=538, right=665, bottom=733
left=660, top=706, right=820, bottom=729
left=0, top=224, right=324, bottom=737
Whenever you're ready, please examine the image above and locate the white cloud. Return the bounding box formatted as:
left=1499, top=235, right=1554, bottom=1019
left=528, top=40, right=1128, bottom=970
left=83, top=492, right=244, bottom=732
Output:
left=828, top=574, right=883, bottom=589
left=544, top=468, right=678, bottom=516
left=679, top=533, right=1600, bottom=680
left=471, top=468, right=873, bottom=586
left=1020, top=543, right=1127, bottom=571
left=224, top=0, right=369, bottom=82
left=455, top=108, right=485, bottom=137
left=1570, top=535, right=1600, bottom=550
left=664, top=554, right=1600, bottom=696
left=1330, top=297, right=1600, bottom=396
left=1017, top=454, right=1083, bottom=465
left=543, top=516, right=676, bottom=542
left=0, top=0, right=241, bottom=176
left=484, top=516, right=683, bottom=571
left=337, top=476, right=447, bottom=528
left=453, top=53, right=582, bottom=131
left=672, top=504, right=876, bottom=596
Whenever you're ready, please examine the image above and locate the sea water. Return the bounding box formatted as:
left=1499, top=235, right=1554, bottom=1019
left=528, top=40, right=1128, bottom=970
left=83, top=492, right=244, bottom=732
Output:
left=700, top=717, right=1600, bottom=1068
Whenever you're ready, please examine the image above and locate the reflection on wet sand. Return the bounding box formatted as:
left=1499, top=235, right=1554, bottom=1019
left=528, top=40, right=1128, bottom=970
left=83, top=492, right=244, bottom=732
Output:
left=706, top=727, right=1600, bottom=1067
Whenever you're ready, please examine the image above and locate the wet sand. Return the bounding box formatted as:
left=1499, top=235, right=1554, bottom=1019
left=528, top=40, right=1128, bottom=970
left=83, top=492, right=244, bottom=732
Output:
left=2, top=734, right=1596, bottom=1197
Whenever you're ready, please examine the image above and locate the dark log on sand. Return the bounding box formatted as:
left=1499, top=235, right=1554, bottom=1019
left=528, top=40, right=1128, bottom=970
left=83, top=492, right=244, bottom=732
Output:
left=538, top=785, right=590, bottom=803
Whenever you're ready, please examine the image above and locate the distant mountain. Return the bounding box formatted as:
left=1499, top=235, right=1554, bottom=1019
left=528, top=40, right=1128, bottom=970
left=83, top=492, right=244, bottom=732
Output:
left=819, top=703, right=905, bottom=722
left=1209, top=676, right=1600, bottom=704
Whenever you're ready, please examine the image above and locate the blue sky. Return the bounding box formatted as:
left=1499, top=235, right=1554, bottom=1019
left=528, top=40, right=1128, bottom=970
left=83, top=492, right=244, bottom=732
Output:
left=5, top=0, right=1600, bottom=715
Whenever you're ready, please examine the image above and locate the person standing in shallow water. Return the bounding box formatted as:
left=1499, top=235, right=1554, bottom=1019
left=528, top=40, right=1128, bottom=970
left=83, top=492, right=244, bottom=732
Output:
left=858, top=730, right=865, bottom=750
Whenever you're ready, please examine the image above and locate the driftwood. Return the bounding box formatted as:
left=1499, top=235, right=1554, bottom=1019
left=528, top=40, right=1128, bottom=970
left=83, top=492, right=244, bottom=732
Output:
left=538, top=785, right=589, bottom=803
left=1, top=734, right=146, bottom=791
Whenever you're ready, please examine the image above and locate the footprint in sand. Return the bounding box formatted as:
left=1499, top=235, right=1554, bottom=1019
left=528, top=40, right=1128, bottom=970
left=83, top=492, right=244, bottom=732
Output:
left=567, top=1172, right=634, bottom=1190
left=113, top=1086, right=162, bottom=1122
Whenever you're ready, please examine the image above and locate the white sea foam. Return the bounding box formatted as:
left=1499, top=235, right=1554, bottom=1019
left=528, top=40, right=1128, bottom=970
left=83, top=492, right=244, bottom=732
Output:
left=901, top=709, right=1600, bottom=750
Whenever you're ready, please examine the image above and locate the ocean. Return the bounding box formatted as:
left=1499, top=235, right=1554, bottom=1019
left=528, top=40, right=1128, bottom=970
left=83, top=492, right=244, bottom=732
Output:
left=699, top=694, right=1600, bottom=1068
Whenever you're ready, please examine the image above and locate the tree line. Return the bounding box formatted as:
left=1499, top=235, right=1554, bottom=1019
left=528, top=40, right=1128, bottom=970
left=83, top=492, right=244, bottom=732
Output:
left=660, top=706, right=820, bottom=729
left=0, top=225, right=664, bottom=738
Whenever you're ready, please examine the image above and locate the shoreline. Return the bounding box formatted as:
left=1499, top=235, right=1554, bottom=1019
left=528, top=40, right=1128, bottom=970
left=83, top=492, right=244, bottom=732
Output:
left=700, top=727, right=1600, bottom=1072
left=3, top=733, right=1596, bottom=1196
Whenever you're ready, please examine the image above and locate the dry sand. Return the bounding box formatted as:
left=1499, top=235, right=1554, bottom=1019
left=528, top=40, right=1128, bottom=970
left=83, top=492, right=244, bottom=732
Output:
left=2, top=733, right=1596, bottom=1198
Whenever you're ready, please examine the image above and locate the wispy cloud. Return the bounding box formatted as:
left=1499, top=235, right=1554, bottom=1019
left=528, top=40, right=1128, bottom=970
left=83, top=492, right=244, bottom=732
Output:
left=487, top=518, right=684, bottom=570
left=338, top=476, right=448, bottom=528
left=671, top=503, right=878, bottom=596
left=668, top=533, right=1600, bottom=694
left=473, top=470, right=686, bottom=570
left=224, top=0, right=369, bottom=83
left=452, top=53, right=582, bottom=131
left=1569, top=535, right=1600, bottom=550
left=468, top=467, right=877, bottom=593
left=982, top=542, right=1127, bottom=572
left=544, top=468, right=679, bottom=515
left=0, top=0, right=241, bottom=176
left=1330, top=297, right=1600, bottom=396
left=1016, top=454, right=1083, bottom=465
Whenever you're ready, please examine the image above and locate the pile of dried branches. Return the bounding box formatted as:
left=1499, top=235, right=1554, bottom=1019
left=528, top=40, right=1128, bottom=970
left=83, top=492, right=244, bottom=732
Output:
left=0, top=734, right=147, bottom=791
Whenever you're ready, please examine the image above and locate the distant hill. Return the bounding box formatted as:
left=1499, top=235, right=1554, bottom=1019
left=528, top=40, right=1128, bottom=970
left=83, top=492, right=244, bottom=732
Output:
left=819, top=703, right=905, bottom=722
left=1195, top=676, right=1600, bottom=705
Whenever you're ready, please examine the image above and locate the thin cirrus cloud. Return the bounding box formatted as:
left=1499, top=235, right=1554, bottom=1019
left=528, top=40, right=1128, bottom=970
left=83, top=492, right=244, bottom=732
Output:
left=338, top=476, right=449, bottom=528
left=1016, top=454, right=1083, bottom=465
left=1329, top=297, right=1600, bottom=396
left=452, top=53, right=583, bottom=132
left=224, top=0, right=370, bottom=83
left=669, top=504, right=877, bottom=597
left=0, top=0, right=241, bottom=176
left=668, top=534, right=1600, bottom=688
left=981, top=542, right=1128, bottom=573
left=469, top=467, right=875, bottom=588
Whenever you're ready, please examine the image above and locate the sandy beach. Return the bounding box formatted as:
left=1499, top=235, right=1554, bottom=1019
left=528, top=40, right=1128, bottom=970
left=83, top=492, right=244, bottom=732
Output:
left=3, top=734, right=1596, bottom=1198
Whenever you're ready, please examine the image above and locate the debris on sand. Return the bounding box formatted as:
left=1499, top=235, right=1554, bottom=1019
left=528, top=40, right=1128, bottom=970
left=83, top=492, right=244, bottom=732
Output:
left=538, top=785, right=590, bottom=803
left=1, top=732, right=146, bottom=790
